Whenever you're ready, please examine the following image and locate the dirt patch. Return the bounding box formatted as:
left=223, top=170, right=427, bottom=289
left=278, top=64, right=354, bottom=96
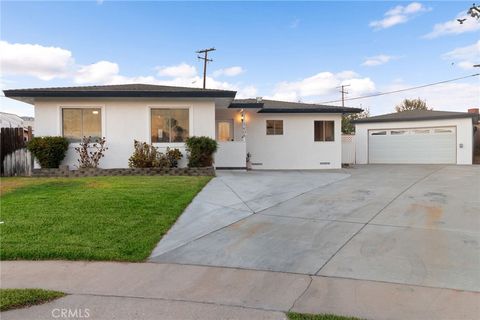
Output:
left=409, top=204, right=443, bottom=227
left=0, top=178, right=45, bottom=195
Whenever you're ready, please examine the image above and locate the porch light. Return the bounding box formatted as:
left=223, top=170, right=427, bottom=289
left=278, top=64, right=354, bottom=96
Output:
left=92, top=110, right=99, bottom=115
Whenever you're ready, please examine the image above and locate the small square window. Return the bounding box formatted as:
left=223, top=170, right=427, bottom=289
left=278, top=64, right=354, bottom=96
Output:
left=314, top=121, right=334, bottom=141
left=266, top=120, right=283, bottom=135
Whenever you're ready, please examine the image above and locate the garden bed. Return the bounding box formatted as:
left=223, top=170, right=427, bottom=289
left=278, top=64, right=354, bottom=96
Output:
left=32, top=166, right=215, bottom=177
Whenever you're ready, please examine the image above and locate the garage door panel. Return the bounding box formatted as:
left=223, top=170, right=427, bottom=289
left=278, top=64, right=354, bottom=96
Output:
left=368, top=127, right=456, bottom=164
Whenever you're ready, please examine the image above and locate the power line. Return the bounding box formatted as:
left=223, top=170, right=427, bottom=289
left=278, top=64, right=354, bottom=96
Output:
left=319, top=73, right=480, bottom=104
left=196, top=47, right=216, bottom=89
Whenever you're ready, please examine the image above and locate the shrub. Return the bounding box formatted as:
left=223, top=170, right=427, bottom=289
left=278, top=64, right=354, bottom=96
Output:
left=166, top=147, right=183, bottom=168
left=185, top=136, right=217, bottom=167
left=27, top=136, right=69, bottom=168
left=128, top=141, right=181, bottom=168
left=128, top=140, right=161, bottom=168
left=74, top=136, right=108, bottom=168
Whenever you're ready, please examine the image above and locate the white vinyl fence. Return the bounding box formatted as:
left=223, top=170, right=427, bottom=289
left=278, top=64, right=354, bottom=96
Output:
left=342, top=134, right=356, bottom=164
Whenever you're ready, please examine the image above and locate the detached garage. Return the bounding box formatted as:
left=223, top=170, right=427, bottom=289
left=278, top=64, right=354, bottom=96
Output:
left=354, top=110, right=477, bottom=165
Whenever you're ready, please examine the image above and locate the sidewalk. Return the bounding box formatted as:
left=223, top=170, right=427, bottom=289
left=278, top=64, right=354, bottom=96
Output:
left=2, top=261, right=479, bottom=320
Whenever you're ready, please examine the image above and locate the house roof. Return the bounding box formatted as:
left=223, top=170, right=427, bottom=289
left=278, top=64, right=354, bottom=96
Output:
left=3, top=84, right=237, bottom=103
left=3, top=84, right=363, bottom=114
left=353, top=110, right=478, bottom=124
left=229, top=99, right=362, bottom=114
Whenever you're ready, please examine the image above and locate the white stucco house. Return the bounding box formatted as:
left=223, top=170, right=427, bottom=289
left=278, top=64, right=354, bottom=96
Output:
left=4, top=84, right=362, bottom=170
left=353, top=110, right=478, bottom=165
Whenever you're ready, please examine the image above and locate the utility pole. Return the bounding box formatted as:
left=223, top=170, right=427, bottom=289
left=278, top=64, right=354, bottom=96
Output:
left=336, top=84, right=350, bottom=107
left=196, top=47, right=216, bottom=89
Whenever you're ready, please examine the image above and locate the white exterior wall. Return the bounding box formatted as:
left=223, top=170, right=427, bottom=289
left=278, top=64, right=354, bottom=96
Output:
left=215, top=141, right=247, bottom=168
left=245, top=112, right=343, bottom=169
left=355, top=118, right=473, bottom=165
left=34, top=98, right=216, bottom=168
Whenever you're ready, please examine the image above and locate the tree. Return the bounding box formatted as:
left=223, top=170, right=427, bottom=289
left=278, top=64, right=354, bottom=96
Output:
left=395, top=98, right=431, bottom=112
left=342, top=108, right=370, bottom=134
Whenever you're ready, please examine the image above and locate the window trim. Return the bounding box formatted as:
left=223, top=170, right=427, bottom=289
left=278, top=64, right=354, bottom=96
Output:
left=59, top=105, right=104, bottom=143
left=266, top=119, right=284, bottom=135
left=149, top=106, right=192, bottom=145
left=314, top=120, right=335, bottom=142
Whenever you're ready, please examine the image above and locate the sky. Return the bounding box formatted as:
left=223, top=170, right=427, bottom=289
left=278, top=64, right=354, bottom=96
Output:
left=0, top=1, right=479, bottom=117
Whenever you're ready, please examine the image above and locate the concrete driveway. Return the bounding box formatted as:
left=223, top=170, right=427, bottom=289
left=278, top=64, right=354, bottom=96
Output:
left=150, top=165, right=480, bottom=292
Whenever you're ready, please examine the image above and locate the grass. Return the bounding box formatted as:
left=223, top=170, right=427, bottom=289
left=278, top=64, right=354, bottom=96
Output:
left=287, top=312, right=363, bottom=320
left=0, top=289, right=65, bottom=311
left=0, top=176, right=211, bottom=261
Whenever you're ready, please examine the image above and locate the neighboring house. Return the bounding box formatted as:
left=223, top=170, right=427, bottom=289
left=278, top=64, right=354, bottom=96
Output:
left=3, top=84, right=361, bottom=170
left=353, top=109, right=478, bottom=165
left=20, top=116, right=35, bottom=132
left=0, top=112, right=33, bottom=141
left=0, top=112, right=25, bottom=129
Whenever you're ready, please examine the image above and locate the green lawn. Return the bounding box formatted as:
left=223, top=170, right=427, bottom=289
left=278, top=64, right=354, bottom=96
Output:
left=0, top=176, right=211, bottom=261
left=0, top=289, right=65, bottom=311
left=287, top=312, right=363, bottom=320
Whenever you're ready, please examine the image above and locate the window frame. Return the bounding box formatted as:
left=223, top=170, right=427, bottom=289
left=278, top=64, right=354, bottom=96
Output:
left=266, top=119, right=284, bottom=136
left=61, top=106, right=103, bottom=143
left=314, top=120, right=335, bottom=142
left=149, top=106, right=192, bottom=145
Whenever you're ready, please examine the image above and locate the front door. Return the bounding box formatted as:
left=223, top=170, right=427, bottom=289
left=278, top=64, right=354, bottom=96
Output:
left=216, top=120, right=234, bottom=141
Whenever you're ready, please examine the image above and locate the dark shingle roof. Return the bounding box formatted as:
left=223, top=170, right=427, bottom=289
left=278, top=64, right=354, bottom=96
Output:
left=3, top=84, right=237, bottom=99
left=229, top=99, right=362, bottom=114
left=353, top=110, right=477, bottom=124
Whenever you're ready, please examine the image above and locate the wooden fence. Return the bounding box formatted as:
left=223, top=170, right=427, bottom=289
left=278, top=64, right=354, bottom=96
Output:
left=0, top=127, right=33, bottom=176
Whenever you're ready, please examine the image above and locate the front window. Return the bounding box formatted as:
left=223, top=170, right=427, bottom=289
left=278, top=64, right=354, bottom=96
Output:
left=266, top=120, right=283, bottom=135
left=62, top=108, right=101, bottom=142
left=151, top=109, right=189, bottom=143
left=314, top=120, right=334, bottom=141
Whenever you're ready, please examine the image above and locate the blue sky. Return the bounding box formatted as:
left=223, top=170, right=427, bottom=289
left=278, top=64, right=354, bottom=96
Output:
left=1, top=1, right=479, bottom=116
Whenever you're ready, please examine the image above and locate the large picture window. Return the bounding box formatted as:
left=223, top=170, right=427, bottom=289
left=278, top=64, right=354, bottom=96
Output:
left=266, top=120, right=283, bottom=135
left=62, top=108, right=101, bottom=142
left=314, top=120, right=334, bottom=141
left=151, top=109, right=189, bottom=143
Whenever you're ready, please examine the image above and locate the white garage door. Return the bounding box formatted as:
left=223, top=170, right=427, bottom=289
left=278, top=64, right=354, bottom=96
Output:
left=368, top=127, right=456, bottom=164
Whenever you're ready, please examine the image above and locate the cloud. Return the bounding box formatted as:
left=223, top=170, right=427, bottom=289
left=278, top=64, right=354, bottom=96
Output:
left=0, top=40, right=73, bottom=80
left=442, top=40, right=480, bottom=70
left=424, top=12, right=480, bottom=38
left=212, top=66, right=244, bottom=77
left=75, top=61, right=119, bottom=84
left=156, top=63, right=197, bottom=78
left=357, top=80, right=480, bottom=115
left=268, top=71, right=376, bottom=102
left=362, top=55, right=397, bottom=66
left=236, top=85, right=257, bottom=98
left=370, top=2, right=430, bottom=30
left=0, top=40, right=258, bottom=97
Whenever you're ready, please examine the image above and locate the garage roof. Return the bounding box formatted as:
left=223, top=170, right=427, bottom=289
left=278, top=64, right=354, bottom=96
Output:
left=230, top=99, right=363, bottom=114
left=353, top=110, right=478, bottom=124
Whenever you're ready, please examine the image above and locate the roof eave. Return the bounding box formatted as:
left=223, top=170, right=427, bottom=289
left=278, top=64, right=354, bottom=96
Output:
left=3, top=90, right=237, bottom=99
left=258, top=108, right=363, bottom=114
left=228, top=102, right=264, bottom=109
left=353, top=113, right=476, bottom=124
